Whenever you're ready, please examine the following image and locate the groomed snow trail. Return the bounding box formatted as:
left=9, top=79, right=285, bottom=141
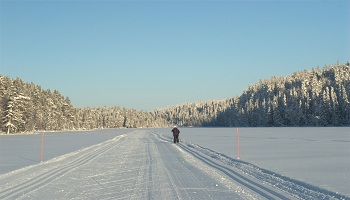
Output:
left=0, top=130, right=348, bottom=200
left=0, top=130, right=246, bottom=199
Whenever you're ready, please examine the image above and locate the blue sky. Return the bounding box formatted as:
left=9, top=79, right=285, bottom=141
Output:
left=1, top=0, right=349, bottom=111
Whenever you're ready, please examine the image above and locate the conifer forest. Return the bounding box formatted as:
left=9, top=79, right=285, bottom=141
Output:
left=1, top=62, right=349, bottom=134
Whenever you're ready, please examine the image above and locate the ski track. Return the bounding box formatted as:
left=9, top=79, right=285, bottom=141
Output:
left=0, top=130, right=349, bottom=200
left=0, top=134, right=127, bottom=199
left=163, top=136, right=348, bottom=200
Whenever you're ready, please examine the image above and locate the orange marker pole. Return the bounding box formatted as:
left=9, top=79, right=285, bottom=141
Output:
left=236, top=128, right=240, bottom=159
left=40, top=133, right=45, bottom=162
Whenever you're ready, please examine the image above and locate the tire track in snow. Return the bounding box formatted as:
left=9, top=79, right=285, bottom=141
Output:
left=0, top=136, right=126, bottom=200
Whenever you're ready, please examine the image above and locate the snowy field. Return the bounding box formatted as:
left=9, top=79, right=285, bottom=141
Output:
left=0, top=128, right=349, bottom=199
left=0, top=129, right=130, bottom=174
left=158, top=127, right=350, bottom=197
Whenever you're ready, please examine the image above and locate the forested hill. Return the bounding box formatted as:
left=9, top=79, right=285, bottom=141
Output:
left=1, top=62, right=349, bottom=134
left=0, top=76, right=169, bottom=134
left=160, top=62, right=350, bottom=127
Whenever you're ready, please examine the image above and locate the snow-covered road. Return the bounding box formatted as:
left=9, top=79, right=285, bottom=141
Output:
left=0, top=130, right=347, bottom=200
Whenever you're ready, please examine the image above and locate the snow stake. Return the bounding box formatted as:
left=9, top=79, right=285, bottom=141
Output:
left=236, top=128, right=240, bottom=159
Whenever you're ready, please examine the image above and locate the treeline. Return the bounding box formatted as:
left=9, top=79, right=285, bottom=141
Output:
left=73, top=107, right=168, bottom=130
left=0, top=77, right=75, bottom=134
left=233, top=62, right=350, bottom=127
left=0, top=76, right=169, bottom=134
left=1, top=62, right=349, bottom=134
left=157, top=62, right=350, bottom=127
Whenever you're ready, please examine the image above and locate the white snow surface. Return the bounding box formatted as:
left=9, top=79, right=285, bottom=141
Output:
left=168, top=127, right=350, bottom=197
left=0, top=128, right=349, bottom=199
left=0, top=129, right=130, bottom=174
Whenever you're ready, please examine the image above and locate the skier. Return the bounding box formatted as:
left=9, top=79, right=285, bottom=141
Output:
left=171, top=126, right=180, bottom=143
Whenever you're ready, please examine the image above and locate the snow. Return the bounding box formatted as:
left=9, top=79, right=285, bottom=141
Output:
left=0, top=129, right=129, bottom=174
left=0, top=128, right=349, bottom=199
left=167, top=127, right=350, bottom=196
